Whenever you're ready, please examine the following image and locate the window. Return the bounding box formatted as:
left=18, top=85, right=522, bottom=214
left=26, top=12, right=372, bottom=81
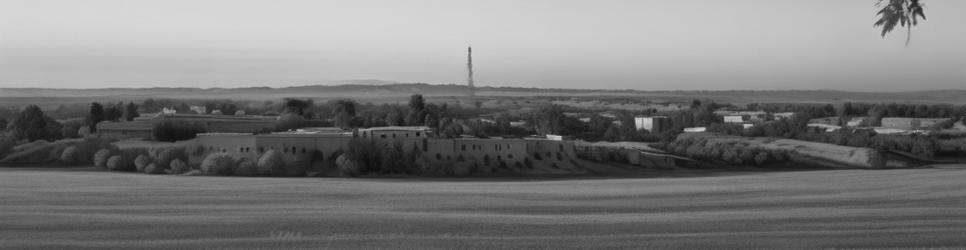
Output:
left=381, top=134, right=387, bottom=139
left=416, top=132, right=421, bottom=137
left=392, top=133, right=396, bottom=138
left=291, top=147, right=297, bottom=155
left=284, top=147, right=288, bottom=153
left=461, top=145, right=466, bottom=151
left=508, top=154, right=513, bottom=159
left=436, top=153, right=441, bottom=160
left=301, top=148, right=306, bottom=154
left=507, top=144, right=511, bottom=149
left=405, top=133, right=409, bottom=137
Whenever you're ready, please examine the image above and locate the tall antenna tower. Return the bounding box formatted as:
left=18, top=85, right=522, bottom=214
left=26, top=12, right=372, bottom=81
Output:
left=466, top=46, right=475, bottom=97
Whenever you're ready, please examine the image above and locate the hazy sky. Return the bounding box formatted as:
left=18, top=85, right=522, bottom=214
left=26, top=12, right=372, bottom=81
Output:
left=1, top=0, right=964, bottom=91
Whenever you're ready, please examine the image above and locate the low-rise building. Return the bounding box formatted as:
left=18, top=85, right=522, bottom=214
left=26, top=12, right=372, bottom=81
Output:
left=683, top=127, right=706, bottom=133
left=634, top=116, right=669, bottom=133
left=880, top=117, right=951, bottom=130
left=96, top=120, right=154, bottom=139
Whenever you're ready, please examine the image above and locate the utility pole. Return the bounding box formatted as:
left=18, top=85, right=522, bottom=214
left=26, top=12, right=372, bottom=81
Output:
left=467, top=46, right=475, bottom=97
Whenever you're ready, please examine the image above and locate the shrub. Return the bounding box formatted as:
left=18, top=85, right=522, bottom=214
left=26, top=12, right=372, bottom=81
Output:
left=523, top=157, right=533, bottom=168
left=235, top=160, right=258, bottom=176
left=134, top=154, right=151, bottom=172
left=167, top=159, right=189, bottom=175
left=754, top=152, right=769, bottom=166
left=93, top=149, right=112, bottom=168
left=106, top=155, right=134, bottom=171
left=154, top=147, right=188, bottom=169
left=60, top=146, right=79, bottom=165
left=336, top=153, right=362, bottom=177
left=256, top=150, right=285, bottom=176
left=452, top=162, right=471, bottom=177
left=144, top=163, right=165, bottom=175
left=201, top=153, right=235, bottom=176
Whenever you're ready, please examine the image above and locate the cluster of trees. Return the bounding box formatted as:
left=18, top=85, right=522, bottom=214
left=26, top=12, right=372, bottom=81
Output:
left=87, top=102, right=139, bottom=132
left=667, top=136, right=787, bottom=167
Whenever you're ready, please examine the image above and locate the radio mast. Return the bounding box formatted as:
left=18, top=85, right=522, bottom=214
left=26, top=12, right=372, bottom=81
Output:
left=467, top=46, right=475, bottom=97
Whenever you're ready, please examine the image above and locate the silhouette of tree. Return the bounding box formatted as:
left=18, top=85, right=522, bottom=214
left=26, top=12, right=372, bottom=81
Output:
left=874, top=0, right=926, bottom=46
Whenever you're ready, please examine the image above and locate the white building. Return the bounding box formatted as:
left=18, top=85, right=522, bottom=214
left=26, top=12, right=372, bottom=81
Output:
left=683, top=127, right=706, bottom=133
left=724, top=115, right=745, bottom=123
left=634, top=116, right=668, bottom=132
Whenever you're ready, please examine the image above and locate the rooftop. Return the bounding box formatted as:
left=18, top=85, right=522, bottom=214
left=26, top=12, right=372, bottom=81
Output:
left=359, top=126, right=431, bottom=131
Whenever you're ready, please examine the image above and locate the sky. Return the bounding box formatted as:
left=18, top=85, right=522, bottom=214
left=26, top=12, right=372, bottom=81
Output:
left=1, top=0, right=964, bottom=91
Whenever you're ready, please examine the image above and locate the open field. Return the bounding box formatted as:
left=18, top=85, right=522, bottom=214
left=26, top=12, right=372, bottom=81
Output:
left=3, top=167, right=966, bottom=249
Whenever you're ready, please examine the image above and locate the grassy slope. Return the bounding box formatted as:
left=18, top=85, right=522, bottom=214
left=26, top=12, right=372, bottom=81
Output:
left=2, top=167, right=966, bottom=249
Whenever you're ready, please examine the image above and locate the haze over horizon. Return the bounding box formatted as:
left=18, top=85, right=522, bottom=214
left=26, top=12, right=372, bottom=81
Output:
left=1, top=0, right=964, bottom=91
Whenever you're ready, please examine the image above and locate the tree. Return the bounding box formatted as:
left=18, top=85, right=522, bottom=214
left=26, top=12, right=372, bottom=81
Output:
left=875, top=0, right=927, bottom=46
left=104, top=105, right=122, bottom=122
left=283, top=98, right=313, bottom=117
left=123, top=102, right=140, bottom=121
left=332, top=99, right=358, bottom=128
left=11, top=105, right=51, bottom=141
left=88, top=102, right=105, bottom=132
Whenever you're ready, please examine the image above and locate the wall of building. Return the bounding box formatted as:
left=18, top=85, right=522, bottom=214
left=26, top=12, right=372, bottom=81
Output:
left=195, top=135, right=259, bottom=162
left=880, top=118, right=950, bottom=130
left=451, top=139, right=528, bottom=166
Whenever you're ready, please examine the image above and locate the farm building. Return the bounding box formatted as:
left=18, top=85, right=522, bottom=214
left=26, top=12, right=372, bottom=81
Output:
left=880, top=117, right=951, bottom=130
left=155, top=113, right=277, bottom=133
left=192, top=126, right=580, bottom=170
left=634, top=116, right=669, bottom=133
left=96, top=120, right=154, bottom=139
left=724, top=115, right=746, bottom=123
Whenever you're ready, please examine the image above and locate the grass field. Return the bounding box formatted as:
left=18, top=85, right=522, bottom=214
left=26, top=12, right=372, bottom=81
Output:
left=3, top=167, right=966, bottom=249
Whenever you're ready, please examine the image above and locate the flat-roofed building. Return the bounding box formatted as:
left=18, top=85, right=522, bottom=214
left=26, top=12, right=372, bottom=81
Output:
left=96, top=120, right=154, bottom=139
left=634, top=116, right=669, bottom=133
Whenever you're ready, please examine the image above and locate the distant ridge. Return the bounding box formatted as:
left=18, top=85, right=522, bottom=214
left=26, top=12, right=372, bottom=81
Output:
left=2, top=83, right=966, bottom=104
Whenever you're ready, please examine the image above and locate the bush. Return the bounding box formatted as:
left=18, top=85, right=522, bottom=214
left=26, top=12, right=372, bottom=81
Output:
left=257, top=150, right=285, bottom=176
left=154, top=147, right=188, bottom=169
left=59, top=146, right=79, bottom=165
left=336, top=153, right=362, bottom=177
left=106, top=155, right=133, bottom=171
left=754, top=152, right=769, bottom=166
left=135, top=154, right=151, bottom=172
left=93, top=149, right=112, bottom=168
left=144, top=163, right=165, bottom=174
left=235, top=160, right=258, bottom=176
left=201, top=153, right=235, bottom=176
left=452, top=162, right=472, bottom=177
left=167, top=159, right=189, bottom=175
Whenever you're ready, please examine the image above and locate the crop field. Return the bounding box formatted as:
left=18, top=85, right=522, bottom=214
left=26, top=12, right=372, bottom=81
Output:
left=3, top=167, right=966, bottom=249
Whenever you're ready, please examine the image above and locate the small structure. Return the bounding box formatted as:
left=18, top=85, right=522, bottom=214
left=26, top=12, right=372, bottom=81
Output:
left=807, top=123, right=842, bottom=132
left=724, top=115, right=746, bottom=123
left=773, top=112, right=796, bottom=120
left=634, top=116, right=669, bottom=133
left=683, top=127, right=706, bottom=133
left=845, top=117, right=871, bottom=127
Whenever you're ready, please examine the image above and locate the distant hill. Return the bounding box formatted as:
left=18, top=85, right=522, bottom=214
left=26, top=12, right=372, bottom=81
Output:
left=2, top=83, right=966, bottom=106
